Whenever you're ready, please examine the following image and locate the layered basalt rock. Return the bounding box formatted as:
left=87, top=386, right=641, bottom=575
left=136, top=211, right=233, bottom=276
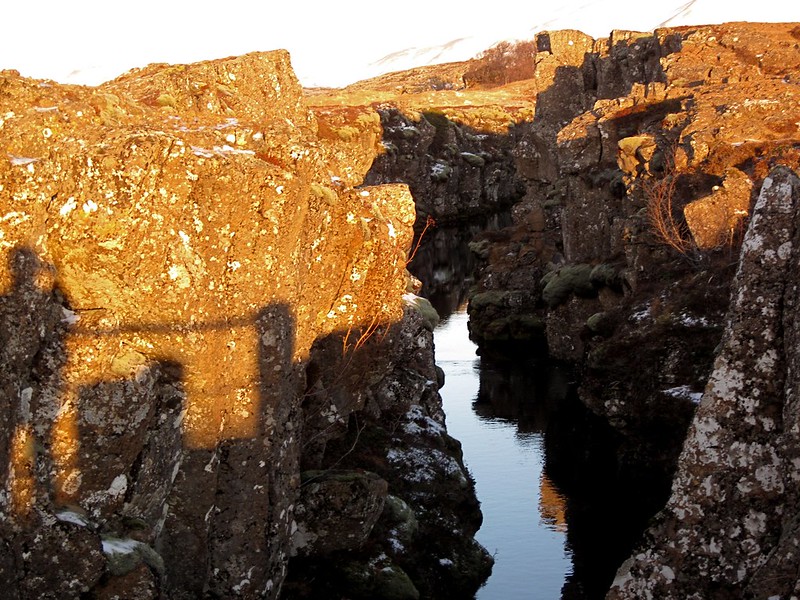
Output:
left=307, top=70, right=537, bottom=226
left=361, top=107, right=526, bottom=223
left=0, top=52, right=487, bottom=598
left=467, top=23, right=799, bottom=436
left=308, top=25, right=800, bottom=597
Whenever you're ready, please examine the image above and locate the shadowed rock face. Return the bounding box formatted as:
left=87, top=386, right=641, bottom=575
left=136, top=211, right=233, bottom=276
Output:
left=301, top=22, right=800, bottom=598
left=322, top=20, right=800, bottom=597
left=609, top=167, right=800, bottom=599
left=0, top=52, right=487, bottom=599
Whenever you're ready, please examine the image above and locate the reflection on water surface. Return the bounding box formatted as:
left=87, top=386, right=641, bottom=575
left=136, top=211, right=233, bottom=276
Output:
left=436, top=309, right=572, bottom=600
left=412, top=223, right=658, bottom=599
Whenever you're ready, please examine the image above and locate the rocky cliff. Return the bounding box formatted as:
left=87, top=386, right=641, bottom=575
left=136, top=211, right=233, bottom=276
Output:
left=312, top=20, right=800, bottom=598
left=457, top=22, right=800, bottom=598
left=609, top=165, right=800, bottom=599
left=306, top=77, right=535, bottom=225
left=0, top=52, right=489, bottom=599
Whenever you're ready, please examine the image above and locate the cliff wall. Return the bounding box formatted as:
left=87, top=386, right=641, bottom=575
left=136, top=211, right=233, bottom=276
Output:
left=0, top=52, right=487, bottom=599
left=456, top=22, right=800, bottom=597
left=311, top=24, right=800, bottom=595
left=609, top=165, right=800, bottom=599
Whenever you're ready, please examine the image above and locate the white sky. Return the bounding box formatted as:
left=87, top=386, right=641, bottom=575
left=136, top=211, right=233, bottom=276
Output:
left=1, top=1, right=799, bottom=88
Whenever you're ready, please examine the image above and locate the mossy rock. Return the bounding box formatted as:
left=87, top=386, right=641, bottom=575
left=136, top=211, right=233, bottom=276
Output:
left=339, top=559, right=420, bottom=600
left=514, top=314, right=546, bottom=338
left=460, top=152, right=485, bottom=167
left=468, top=290, right=511, bottom=311
left=468, top=239, right=491, bottom=259
left=586, top=312, right=617, bottom=337
left=540, top=270, right=558, bottom=287
left=543, top=197, right=563, bottom=208
left=589, top=263, right=622, bottom=290
left=541, top=264, right=595, bottom=308
left=478, top=314, right=545, bottom=342
left=101, top=536, right=164, bottom=577
left=430, top=162, right=453, bottom=182
left=373, top=566, right=420, bottom=600
left=382, top=495, right=419, bottom=543
left=403, top=294, right=440, bottom=331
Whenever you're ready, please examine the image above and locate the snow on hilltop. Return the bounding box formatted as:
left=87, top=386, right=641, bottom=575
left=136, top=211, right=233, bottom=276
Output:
left=2, top=0, right=799, bottom=88
left=363, top=0, right=800, bottom=88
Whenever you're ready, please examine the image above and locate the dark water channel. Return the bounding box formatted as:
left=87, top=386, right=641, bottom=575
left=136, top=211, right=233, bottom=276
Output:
left=407, top=223, right=655, bottom=600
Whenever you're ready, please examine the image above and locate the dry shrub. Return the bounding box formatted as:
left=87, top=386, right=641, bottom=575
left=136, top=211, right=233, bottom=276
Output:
left=464, top=40, right=538, bottom=87
left=642, top=168, right=696, bottom=256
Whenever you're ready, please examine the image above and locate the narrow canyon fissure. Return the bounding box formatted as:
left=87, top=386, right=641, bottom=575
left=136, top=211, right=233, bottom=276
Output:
left=408, top=225, right=671, bottom=599
left=2, top=21, right=800, bottom=600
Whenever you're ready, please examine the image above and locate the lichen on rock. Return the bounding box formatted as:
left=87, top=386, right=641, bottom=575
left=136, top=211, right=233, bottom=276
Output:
left=608, top=166, right=800, bottom=599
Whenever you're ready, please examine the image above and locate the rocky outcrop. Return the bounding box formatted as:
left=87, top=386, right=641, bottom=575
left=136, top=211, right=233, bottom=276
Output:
left=284, top=305, right=491, bottom=599
left=469, top=22, right=800, bottom=350
left=451, top=21, right=800, bottom=596
left=304, top=22, right=800, bottom=597
left=306, top=67, right=538, bottom=226
left=609, top=166, right=800, bottom=599
left=0, top=52, right=487, bottom=598
left=362, top=107, right=526, bottom=223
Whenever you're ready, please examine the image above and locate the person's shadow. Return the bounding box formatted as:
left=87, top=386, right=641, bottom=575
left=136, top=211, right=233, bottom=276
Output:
left=0, top=247, right=69, bottom=520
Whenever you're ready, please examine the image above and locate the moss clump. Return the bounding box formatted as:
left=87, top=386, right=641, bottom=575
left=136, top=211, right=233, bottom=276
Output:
left=589, top=263, right=622, bottom=290
left=468, top=239, right=491, bottom=259
left=355, top=112, right=381, bottom=127
left=403, top=294, right=440, bottom=331
left=541, top=264, right=595, bottom=308
left=334, top=125, right=360, bottom=142
left=468, top=290, right=511, bottom=310
left=383, top=495, right=419, bottom=542
left=339, top=559, right=420, bottom=600
left=430, top=161, right=452, bottom=182
left=460, top=152, right=486, bottom=167
left=480, top=314, right=545, bottom=341
left=586, top=312, right=617, bottom=337
left=373, top=566, right=420, bottom=600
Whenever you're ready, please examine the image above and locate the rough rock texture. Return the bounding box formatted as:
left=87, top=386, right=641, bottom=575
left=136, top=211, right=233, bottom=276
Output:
left=468, top=22, right=800, bottom=351
left=362, top=107, right=526, bottom=223
left=283, top=306, right=491, bottom=600
left=0, top=52, right=487, bottom=599
left=418, top=21, right=800, bottom=596
left=306, top=71, right=536, bottom=226
left=608, top=166, right=800, bottom=599
left=311, top=28, right=800, bottom=596
left=609, top=168, right=800, bottom=598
